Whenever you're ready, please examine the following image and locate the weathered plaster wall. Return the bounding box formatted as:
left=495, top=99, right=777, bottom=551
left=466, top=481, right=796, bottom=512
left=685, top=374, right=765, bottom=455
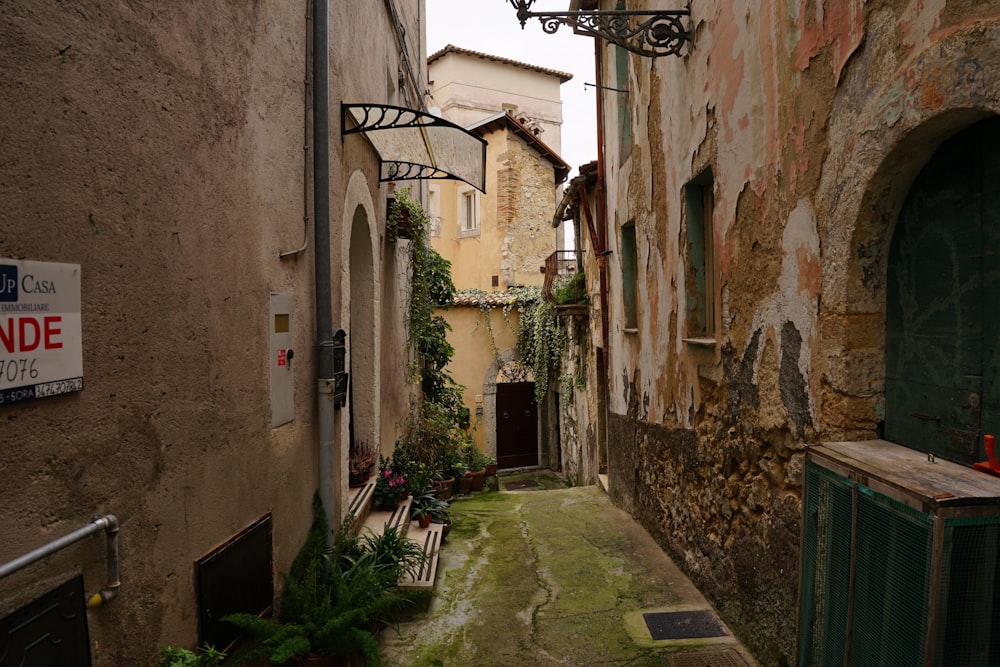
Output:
left=432, top=127, right=559, bottom=292
left=429, top=51, right=566, bottom=152
left=598, top=0, right=1000, bottom=664
left=0, top=1, right=420, bottom=663
left=441, top=306, right=519, bottom=454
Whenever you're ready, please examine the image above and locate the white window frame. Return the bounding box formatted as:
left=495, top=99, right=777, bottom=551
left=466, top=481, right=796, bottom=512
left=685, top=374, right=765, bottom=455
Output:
left=458, top=189, right=480, bottom=238
left=427, top=186, right=441, bottom=238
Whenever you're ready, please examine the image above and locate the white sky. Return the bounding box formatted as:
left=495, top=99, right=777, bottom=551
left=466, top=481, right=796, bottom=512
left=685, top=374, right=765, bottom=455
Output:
left=425, top=0, right=599, bottom=180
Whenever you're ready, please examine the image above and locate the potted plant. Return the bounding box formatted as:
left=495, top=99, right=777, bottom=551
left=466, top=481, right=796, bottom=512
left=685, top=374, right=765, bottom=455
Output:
left=432, top=469, right=455, bottom=501
left=464, top=445, right=490, bottom=493
left=410, top=504, right=432, bottom=528
left=372, top=456, right=409, bottom=510
left=410, top=491, right=448, bottom=530
left=484, top=454, right=498, bottom=477
left=348, top=441, right=378, bottom=487
left=429, top=502, right=452, bottom=542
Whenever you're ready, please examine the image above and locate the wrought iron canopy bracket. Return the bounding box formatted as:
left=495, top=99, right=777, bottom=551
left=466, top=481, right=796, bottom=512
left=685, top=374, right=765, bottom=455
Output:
left=342, top=103, right=487, bottom=191
left=509, top=1, right=691, bottom=58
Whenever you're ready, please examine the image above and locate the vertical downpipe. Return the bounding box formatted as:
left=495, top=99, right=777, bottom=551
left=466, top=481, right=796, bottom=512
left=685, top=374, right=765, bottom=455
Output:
left=312, top=0, right=336, bottom=540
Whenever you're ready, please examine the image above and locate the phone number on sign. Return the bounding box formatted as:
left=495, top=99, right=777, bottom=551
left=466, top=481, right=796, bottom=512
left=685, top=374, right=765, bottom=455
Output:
left=0, top=377, right=83, bottom=405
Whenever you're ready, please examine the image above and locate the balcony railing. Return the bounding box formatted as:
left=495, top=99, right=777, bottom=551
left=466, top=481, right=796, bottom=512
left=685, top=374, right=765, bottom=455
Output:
left=542, top=250, right=586, bottom=307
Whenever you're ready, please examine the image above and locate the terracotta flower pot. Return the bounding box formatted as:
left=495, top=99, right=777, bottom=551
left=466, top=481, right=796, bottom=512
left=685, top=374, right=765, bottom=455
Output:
left=418, top=513, right=432, bottom=528
left=469, top=469, right=487, bottom=492
left=433, top=476, right=455, bottom=500
left=459, top=473, right=473, bottom=495
left=485, top=463, right=498, bottom=476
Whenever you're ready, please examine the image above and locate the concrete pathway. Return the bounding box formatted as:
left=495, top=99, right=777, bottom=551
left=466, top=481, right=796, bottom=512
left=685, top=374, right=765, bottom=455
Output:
left=380, top=472, right=758, bottom=667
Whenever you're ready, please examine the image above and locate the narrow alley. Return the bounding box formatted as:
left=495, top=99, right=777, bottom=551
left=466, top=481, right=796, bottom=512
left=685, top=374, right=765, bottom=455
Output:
left=381, top=474, right=757, bottom=667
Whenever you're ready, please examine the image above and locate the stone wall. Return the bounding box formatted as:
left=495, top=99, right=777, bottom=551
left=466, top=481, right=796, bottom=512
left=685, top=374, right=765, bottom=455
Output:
left=594, top=1, right=1000, bottom=664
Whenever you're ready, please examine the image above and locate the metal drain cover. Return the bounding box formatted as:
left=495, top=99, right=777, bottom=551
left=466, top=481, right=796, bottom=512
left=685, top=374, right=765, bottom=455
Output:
left=664, top=648, right=749, bottom=667
left=643, top=610, right=728, bottom=640
left=504, top=479, right=539, bottom=490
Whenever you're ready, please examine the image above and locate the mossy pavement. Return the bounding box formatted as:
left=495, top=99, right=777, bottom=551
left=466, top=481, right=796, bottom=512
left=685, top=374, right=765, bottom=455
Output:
left=380, top=472, right=757, bottom=666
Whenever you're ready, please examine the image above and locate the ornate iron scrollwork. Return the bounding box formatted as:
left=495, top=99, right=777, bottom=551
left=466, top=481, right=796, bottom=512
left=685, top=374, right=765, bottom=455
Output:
left=507, top=1, right=691, bottom=58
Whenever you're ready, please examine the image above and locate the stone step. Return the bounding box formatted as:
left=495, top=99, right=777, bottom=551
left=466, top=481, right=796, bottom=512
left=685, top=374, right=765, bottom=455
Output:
left=353, top=492, right=442, bottom=589
left=398, top=521, right=443, bottom=589
left=346, top=481, right=375, bottom=532
left=361, top=495, right=413, bottom=538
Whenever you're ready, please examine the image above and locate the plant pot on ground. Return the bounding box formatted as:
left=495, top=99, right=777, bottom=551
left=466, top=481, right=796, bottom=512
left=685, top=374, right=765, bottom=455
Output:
left=372, top=457, right=409, bottom=510
left=432, top=475, right=454, bottom=500
left=348, top=441, right=378, bottom=487
left=429, top=502, right=451, bottom=541
left=468, top=469, right=487, bottom=492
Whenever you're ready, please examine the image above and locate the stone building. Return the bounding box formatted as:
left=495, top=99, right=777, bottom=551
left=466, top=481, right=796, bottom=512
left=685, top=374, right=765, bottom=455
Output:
left=427, top=47, right=570, bottom=467
left=0, top=2, right=482, bottom=664
left=557, top=0, right=1000, bottom=664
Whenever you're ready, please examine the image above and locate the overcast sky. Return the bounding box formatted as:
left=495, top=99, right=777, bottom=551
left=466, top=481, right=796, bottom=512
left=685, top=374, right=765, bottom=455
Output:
left=426, top=0, right=599, bottom=179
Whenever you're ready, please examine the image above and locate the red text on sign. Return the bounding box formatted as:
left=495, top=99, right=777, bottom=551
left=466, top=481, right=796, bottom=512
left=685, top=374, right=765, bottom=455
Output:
left=0, top=316, right=64, bottom=353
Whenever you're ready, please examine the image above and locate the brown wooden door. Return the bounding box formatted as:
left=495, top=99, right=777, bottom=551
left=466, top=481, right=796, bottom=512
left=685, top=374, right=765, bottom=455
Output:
left=496, top=381, right=538, bottom=469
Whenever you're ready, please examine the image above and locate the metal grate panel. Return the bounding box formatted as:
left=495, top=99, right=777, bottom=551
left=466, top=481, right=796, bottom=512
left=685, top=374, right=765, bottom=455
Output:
left=643, top=610, right=727, bottom=640
left=0, top=576, right=90, bottom=667
left=664, top=648, right=749, bottom=667
left=798, top=462, right=853, bottom=667
left=851, top=485, right=932, bottom=666
left=937, top=516, right=1000, bottom=666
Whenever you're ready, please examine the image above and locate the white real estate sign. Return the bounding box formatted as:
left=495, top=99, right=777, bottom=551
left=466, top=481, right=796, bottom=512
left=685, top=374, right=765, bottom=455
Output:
left=0, top=259, right=83, bottom=405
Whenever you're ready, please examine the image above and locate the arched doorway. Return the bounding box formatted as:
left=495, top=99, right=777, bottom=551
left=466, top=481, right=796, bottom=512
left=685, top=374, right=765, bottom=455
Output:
left=483, top=350, right=539, bottom=469
left=349, top=204, right=377, bottom=455
left=885, top=116, right=1000, bottom=465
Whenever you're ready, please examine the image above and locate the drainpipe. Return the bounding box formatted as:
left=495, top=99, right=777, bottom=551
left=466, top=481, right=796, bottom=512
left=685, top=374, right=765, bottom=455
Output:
left=594, top=44, right=609, bottom=353
left=312, top=0, right=336, bottom=540
left=0, top=514, right=120, bottom=607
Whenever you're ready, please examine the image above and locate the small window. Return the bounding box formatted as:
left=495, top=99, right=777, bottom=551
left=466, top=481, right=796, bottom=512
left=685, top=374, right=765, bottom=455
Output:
left=458, top=189, right=480, bottom=238
left=684, top=170, right=715, bottom=339
left=427, top=187, right=441, bottom=238
left=614, top=3, right=631, bottom=163
left=621, top=221, right=637, bottom=329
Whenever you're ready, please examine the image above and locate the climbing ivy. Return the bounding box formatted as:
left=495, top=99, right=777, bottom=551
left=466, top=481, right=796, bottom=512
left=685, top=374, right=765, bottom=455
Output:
left=454, top=284, right=568, bottom=405
left=515, top=295, right=568, bottom=404
left=389, top=188, right=466, bottom=425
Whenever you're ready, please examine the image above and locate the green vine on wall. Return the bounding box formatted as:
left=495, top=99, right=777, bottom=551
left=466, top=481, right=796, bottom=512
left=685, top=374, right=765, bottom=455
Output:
left=454, top=284, right=568, bottom=405
left=389, top=188, right=466, bottom=424
left=516, top=295, right=568, bottom=404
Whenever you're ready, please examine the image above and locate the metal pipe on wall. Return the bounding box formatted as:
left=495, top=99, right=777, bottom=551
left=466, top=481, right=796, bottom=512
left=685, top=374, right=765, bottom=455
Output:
left=312, top=0, right=337, bottom=539
left=0, top=514, right=121, bottom=606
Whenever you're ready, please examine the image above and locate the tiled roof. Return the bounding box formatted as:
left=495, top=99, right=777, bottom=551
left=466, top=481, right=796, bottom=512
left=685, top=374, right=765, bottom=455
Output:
left=428, top=45, right=574, bottom=83
left=451, top=288, right=540, bottom=307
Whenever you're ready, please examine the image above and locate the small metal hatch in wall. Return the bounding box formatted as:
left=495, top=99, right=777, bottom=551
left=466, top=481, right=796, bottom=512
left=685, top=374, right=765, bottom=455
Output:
left=0, top=576, right=91, bottom=667
left=197, top=515, right=273, bottom=650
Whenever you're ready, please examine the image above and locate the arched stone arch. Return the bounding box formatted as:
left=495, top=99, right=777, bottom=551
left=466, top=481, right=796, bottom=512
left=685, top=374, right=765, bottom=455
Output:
left=339, top=170, right=381, bottom=482
left=816, top=20, right=1000, bottom=437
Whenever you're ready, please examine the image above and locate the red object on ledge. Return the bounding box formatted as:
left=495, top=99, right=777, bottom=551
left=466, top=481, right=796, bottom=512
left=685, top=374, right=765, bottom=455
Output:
left=973, top=434, right=1000, bottom=477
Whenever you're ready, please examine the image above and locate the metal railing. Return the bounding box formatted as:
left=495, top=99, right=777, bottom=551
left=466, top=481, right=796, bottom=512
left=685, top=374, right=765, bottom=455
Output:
left=0, top=514, right=121, bottom=607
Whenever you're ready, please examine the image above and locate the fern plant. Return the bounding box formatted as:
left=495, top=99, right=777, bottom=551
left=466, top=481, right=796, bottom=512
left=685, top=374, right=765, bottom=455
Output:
left=224, top=494, right=408, bottom=666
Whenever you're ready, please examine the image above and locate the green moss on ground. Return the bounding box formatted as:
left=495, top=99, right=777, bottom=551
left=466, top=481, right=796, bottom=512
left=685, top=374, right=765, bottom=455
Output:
left=379, top=484, right=688, bottom=666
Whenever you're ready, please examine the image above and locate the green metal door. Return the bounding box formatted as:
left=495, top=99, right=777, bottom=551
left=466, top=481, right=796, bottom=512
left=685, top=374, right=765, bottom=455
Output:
left=885, top=117, right=1000, bottom=465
